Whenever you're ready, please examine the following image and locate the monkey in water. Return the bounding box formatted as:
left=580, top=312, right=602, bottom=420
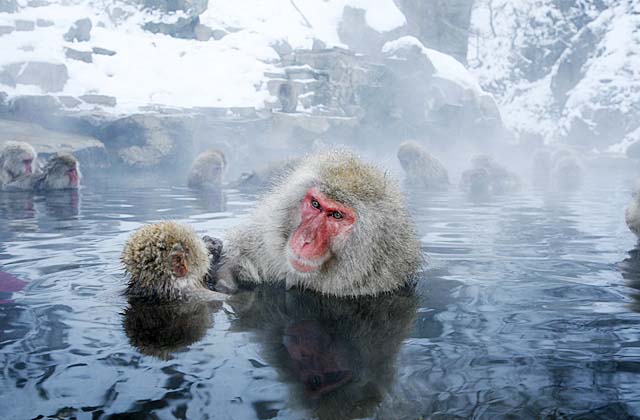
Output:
left=122, top=221, right=226, bottom=301
left=187, top=149, right=227, bottom=190
left=396, top=140, right=449, bottom=190
left=216, top=151, right=422, bottom=297
left=226, top=156, right=302, bottom=193
left=3, top=153, right=81, bottom=191
left=460, top=154, right=520, bottom=194
left=0, top=141, right=37, bottom=187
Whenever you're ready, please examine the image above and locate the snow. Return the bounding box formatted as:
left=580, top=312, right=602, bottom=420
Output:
left=383, top=36, right=483, bottom=93
left=0, top=0, right=406, bottom=113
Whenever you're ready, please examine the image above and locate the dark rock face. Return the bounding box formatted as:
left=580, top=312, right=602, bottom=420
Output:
left=14, top=20, right=35, bottom=31
left=396, top=0, right=474, bottom=64
left=63, top=18, right=92, bottom=42
left=65, top=47, right=93, bottom=63
left=0, top=62, right=69, bottom=92
left=550, top=27, right=599, bottom=106
left=80, top=94, right=117, bottom=107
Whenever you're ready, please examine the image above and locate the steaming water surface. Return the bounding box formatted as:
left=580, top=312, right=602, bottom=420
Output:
left=1, top=182, right=640, bottom=419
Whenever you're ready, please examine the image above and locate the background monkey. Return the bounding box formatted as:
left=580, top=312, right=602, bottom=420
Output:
left=217, top=151, right=422, bottom=297
left=0, top=141, right=37, bottom=187
left=187, top=149, right=227, bottom=189
left=396, top=140, right=449, bottom=190
left=3, top=153, right=81, bottom=191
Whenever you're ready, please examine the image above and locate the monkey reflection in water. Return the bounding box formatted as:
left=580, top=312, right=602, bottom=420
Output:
left=230, top=283, right=417, bottom=419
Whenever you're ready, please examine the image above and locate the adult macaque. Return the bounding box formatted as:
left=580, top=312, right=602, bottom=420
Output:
left=217, top=151, right=422, bottom=297
left=397, top=140, right=449, bottom=190
left=551, top=155, right=583, bottom=191
left=460, top=154, right=520, bottom=194
left=122, top=221, right=225, bottom=301
left=3, top=153, right=81, bottom=191
left=187, top=149, right=227, bottom=189
left=0, top=141, right=37, bottom=186
left=227, top=157, right=301, bottom=192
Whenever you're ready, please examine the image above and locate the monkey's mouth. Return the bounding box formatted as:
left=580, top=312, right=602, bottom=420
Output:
left=286, top=247, right=327, bottom=274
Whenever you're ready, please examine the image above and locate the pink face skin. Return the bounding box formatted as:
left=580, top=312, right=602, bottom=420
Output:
left=67, top=166, right=79, bottom=187
left=288, top=187, right=356, bottom=273
left=22, top=156, right=33, bottom=175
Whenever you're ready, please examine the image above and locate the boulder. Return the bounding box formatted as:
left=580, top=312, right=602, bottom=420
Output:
left=80, top=94, right=117, bottom=107
left=551, top=27, right=598, bottom=106
left=0, top=118, right=108, bottom=168
left=8, top=95, right=61, bottom=121
left=139, top=0, right=208, bottom=16
left=57, top=96, right=82, bottom=108
left=143, top=16, right=199, bottom=39
left=0, top=0, right=18, bottom=13
left=92, top=47, right=116, bottom=56
left=63, top=18, right=92, bottom=42
left=0, top=26, right=14, bottom=36
left=194, top=23, right=212, bottom=41
left=36, top=19, right=54, bottom=27
left=28, top=0, right=50, bottom=6
left=65, top=47, right=93, bottom=63
left=0, top=62, right=69, bottom=92
left=14, top=20, right=35, bottom=31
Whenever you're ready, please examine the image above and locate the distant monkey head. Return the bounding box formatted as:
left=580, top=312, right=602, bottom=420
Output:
left=0, top=141, right=37, bottom=183
left=188, top=149, right=227, bottom=189
left=41, top=153, right=81, bottom=190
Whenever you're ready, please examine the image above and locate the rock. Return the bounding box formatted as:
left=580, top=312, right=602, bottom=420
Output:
left=194, top=23, right=212, bottom=41
left=57, top=96, right=82, bottom=108
left=271, top=39, right=292, bottom=57
left=14, top=20, right=35, bottom=31
left=211, top=29, right=227, bottom=40
left=312, top=38, right=327, bottom=51
left=143, top=16, right=199, bottom=39
left=28, top=0, right=49, bottom=7
left=0, top=91, right=7, bottom=113
left=65, top=47, right=93, bottom=63
left=0, top=118, right=108, bottom=168
left=92, top=47, right=116, bottom=56
left=9, top=95, right=61, bottom=121
left=0, top=0, right=18, bottom=13
left=396, top=0, right=474, bottom=64
left=0, top=26, right=14, bottom=36
left=0, top=62, right=69, bottom=92
left=551, top=26, right=598, bottom=106
left=102, top=114, right=195, bottom=168
left=63, top=18, right=92, bottom=42
left=36, top=19, right=54, bottom=27
left=139, top=0, right=208, bottom=16
left=80, top=94, right=116, bottom=107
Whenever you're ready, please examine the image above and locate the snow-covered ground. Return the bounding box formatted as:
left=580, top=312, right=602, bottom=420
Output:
left=468, top=0, right=640, bottom=152
left=0, top=0, right=407, bottom=113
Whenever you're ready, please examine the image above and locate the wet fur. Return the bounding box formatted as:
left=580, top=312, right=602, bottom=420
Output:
left=0, top=141, right=37, bottom=186
left=397, top=140, right=449, bottom=190
left=122, top=221, right=224, bottom=301
left=220, top=151, right=422, bottom=297
left=187, top=149, right=226, bottom=189
left=4, top=153, right=81, bottom=191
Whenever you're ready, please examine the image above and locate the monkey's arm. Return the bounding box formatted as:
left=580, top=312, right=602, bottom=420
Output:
left=202, top=235, right=239, bottom=294
left=2, top=174, right=38, bottom=191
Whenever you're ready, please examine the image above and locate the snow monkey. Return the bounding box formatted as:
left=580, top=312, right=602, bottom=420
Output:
left=187, top=149, right=227, bottom=189
left=460, top=154, right=520, bottom=194
left=551, top=153, right=583, bottom=192
left=3, top=153, right=81, bottom=191
left=216, top=151, right=423, bottom=297
left=227, top=156, right=302, bottom=192
left=0, top=141, right=37, bottom=187
left=396, top=140, right=449, bottom=190
left=122, top=221, right=226, bottom=301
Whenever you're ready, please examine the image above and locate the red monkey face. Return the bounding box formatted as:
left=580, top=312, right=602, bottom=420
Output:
left=67, top=166, right=79, bottom=187
left=22, top=156, right=33, bottom=174
left=287, top=187, right=356, bottom=273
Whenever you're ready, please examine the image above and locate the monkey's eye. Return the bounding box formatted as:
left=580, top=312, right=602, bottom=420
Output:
left=311, top=199, right=321, bottom=210
left=331, top=211, right=343, bottom=220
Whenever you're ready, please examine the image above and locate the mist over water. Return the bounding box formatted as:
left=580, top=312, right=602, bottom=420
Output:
left=1, top=177, right=639, bottom=419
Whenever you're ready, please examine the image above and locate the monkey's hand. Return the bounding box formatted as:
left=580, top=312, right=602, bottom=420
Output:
left=202, top=235, right=223, bottom=265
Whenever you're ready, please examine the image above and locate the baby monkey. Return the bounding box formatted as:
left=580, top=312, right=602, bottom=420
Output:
left=122, top=221, right=225, bottom=301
